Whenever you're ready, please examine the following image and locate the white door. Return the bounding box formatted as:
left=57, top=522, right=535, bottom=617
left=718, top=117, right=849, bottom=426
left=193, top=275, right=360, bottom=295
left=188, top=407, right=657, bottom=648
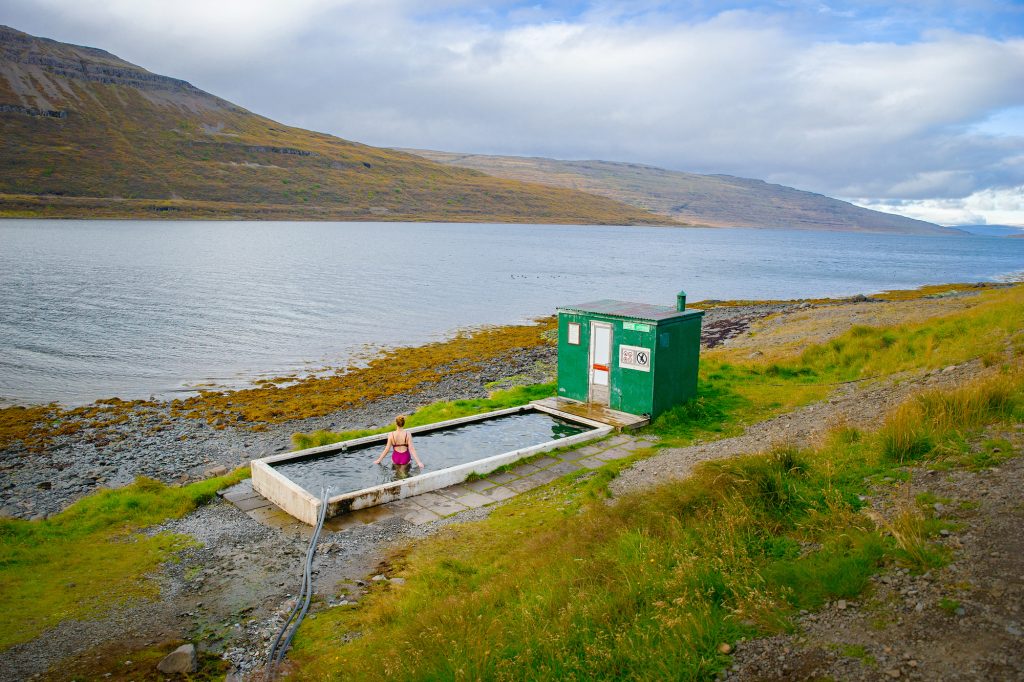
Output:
left=589, top=322, right=612, bottom=405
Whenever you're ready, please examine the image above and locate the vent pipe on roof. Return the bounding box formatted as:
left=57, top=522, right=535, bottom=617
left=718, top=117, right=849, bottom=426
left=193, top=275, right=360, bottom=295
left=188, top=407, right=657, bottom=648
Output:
left=676, top=290, right=687, bottom=312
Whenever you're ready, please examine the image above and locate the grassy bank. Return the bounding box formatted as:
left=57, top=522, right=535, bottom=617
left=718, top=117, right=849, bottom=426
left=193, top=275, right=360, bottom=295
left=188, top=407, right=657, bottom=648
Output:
left=0, top=468, right=248, bottom=650
left=288, top=366, right=1022, bottom=681
left=649, top=283, right=1023, bottom=446
left=687, top=281, right=1007, bottom=308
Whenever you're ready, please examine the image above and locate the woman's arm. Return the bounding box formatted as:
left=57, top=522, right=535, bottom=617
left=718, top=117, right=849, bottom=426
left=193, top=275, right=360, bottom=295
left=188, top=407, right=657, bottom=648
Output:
left=373, top=433, right=392, bottom=465
left=408, top=434, right=424, bottom=468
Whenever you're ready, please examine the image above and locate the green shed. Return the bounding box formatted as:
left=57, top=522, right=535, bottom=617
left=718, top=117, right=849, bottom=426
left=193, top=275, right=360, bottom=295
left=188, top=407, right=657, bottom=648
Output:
left=556, top=291, right=703, bottom=419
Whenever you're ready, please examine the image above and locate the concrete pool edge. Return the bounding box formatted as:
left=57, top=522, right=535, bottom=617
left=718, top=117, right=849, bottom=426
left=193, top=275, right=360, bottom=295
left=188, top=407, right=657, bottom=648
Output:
left=251, top=405, right=613, bottom=525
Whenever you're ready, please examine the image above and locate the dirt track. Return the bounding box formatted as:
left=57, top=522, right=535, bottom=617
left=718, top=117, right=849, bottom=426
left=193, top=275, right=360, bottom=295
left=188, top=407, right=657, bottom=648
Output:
left=611, top=360, right=985, bottom=498
left=724, top=425, right=1024, bottom=681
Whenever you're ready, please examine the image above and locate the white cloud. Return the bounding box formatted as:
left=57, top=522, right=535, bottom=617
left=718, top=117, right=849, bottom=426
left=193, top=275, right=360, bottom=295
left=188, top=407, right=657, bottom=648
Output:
left=3, top=1, right=1024, bottom=209
left=19, top=0, right=353, bottom=61
left=854, top=186, right=1024, bottom=226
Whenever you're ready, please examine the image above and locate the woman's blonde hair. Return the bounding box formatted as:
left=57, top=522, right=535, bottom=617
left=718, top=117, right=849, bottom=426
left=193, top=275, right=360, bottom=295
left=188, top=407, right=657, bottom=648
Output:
left=395, top=415, right=406, bottom=427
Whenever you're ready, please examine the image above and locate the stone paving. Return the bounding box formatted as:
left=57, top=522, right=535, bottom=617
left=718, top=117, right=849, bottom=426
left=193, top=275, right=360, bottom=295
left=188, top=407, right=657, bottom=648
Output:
left=223, top=432, right=655, bottom=530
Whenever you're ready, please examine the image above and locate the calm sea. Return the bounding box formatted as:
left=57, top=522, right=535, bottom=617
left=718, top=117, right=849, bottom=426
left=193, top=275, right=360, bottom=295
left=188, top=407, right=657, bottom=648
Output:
left=2, top=220, right=1022, bottom=405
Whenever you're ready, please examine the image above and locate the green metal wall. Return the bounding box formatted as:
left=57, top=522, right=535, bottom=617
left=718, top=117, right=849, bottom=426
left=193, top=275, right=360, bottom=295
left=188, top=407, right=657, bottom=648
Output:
left=611, top=319, right=657, bottom=416
left=557, top=312, right=592, bottom=402
left=558, top=312, right=657, bottom=415
left=557, top=309, right=702, bottom=418
left=650, top=316, right=702, bottom=417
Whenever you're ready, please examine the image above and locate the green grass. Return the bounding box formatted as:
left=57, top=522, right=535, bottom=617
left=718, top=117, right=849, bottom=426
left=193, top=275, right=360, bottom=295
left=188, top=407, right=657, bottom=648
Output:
left=938, top=597, right=961, bottom=615
left=0, top=468, right=248, bottom=650
left=288, top=366, right=1024, bottom=681
left=877, top=372, right=1022, bottom=465
left=966, top=438, right=1015, bottom=470
left=645, top=363, right=827, bottom=446
left=291, top=382, right=557, bottom=450
left=646, top=285, right=1024, bottom=448
left=838, top=643, right=877, bottom=665
left=795, top=287, right=1024, bottom=378
left=643, top=352, right=848, bottom=447
left=283, top=288, right=1024, bottom=679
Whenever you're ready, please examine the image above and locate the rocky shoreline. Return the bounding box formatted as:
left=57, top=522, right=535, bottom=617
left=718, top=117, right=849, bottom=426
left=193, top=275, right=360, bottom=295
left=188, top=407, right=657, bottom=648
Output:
left=0, top=303, right=784, bottom=521
left=0, top=346, right=551, bottom=520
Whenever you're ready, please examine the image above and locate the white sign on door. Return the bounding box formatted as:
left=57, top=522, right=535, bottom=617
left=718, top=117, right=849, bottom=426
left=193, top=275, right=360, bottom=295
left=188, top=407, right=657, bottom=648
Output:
left=619, top=345, right=651, bottom=372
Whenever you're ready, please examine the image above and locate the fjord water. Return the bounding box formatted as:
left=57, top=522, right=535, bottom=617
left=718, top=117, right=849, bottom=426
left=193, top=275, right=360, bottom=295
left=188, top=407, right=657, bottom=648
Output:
left=272, top=411, right=592, bottom=493
left=2, top=219, right=1022, bottom=405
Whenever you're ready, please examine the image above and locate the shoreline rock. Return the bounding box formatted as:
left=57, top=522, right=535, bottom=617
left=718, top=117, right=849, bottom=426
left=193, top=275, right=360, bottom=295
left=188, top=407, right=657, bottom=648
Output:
left=0, top=342, right=556, bottom=519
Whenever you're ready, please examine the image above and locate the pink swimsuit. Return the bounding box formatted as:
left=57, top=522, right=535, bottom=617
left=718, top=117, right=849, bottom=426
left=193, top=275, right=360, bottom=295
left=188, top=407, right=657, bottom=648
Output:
left=392, top=432, right=411, bottom=466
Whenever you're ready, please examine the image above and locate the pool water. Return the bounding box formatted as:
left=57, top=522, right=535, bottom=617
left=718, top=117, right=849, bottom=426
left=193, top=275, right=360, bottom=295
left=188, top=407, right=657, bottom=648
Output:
left=271, top=411, right=594, bottom=495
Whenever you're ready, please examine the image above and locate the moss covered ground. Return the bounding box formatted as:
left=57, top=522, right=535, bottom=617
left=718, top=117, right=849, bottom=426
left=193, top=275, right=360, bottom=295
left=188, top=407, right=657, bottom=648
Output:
left=0, top=468, right=248, bottom=650
left=167, top=319, right=557, bottom=429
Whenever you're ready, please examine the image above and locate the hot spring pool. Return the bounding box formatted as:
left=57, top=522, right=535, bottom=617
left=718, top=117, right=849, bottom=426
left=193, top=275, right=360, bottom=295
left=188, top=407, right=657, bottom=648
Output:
left=272, top=411, right=593, bottom=495
left=251, top=405, right=612, bottom=524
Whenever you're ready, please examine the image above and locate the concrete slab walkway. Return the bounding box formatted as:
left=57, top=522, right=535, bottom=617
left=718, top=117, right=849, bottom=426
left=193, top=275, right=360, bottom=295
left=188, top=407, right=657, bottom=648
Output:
left=223, top=432, right=655, bottom=529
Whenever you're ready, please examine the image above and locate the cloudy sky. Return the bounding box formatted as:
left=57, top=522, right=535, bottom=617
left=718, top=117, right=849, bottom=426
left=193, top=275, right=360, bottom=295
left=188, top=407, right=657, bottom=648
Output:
left=6, top=0, right=1024, bottom=226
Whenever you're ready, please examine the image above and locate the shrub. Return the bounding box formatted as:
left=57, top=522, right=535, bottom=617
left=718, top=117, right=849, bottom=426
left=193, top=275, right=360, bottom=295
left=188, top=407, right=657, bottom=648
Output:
left=878, top=402, right=934, bottom=463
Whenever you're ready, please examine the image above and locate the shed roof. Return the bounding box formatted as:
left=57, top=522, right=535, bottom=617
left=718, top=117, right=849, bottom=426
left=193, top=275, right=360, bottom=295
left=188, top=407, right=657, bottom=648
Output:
left=557, top=299, right=702, bottom=322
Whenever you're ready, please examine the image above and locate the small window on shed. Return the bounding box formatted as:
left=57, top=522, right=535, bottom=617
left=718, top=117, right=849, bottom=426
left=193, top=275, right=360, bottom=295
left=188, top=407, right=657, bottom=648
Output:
left=567, top=322, right=581, bottom=345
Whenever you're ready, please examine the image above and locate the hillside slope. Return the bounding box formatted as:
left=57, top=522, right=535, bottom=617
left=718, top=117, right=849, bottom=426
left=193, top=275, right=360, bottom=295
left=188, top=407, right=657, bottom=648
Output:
left=954, top=224, right=1024, bottom=237
left=0, top=26, right=663, bottom=225
left=406, top=150, right=959, bottom=235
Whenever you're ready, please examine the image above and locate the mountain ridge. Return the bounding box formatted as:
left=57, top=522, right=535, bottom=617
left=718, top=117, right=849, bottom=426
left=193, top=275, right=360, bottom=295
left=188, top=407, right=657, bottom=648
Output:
left=952, top=224, right=1024, bottom=237
left=403, top=150, right=959, bottom=235
left=0, top=25, right=663, bottom=225
left=0, top=24, right=959, bottom=234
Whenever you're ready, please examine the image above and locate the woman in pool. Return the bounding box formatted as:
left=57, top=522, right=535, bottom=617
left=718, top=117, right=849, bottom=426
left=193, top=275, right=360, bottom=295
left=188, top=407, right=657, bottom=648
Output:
left=373, top=415, right=424, bottom=471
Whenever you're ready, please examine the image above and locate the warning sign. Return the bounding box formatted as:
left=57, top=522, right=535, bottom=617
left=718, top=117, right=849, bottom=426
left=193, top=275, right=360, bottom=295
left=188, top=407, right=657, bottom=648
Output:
left=619, top=345, right=651, bottom=372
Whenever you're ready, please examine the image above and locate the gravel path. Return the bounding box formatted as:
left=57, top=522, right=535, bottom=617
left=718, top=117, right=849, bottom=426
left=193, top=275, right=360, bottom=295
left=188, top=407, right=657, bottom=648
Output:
left=611, top=361, right=984, bottom=499
left=723, top=425, right=1024, bottom=681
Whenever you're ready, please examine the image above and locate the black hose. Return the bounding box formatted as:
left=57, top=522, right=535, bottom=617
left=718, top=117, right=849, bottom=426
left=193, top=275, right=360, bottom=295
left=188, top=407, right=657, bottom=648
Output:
left=275, top=495, right=328, bottom=665
left=265, top=487, right=330, bottom=676
left=267, top=489, right=329, bottom=669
